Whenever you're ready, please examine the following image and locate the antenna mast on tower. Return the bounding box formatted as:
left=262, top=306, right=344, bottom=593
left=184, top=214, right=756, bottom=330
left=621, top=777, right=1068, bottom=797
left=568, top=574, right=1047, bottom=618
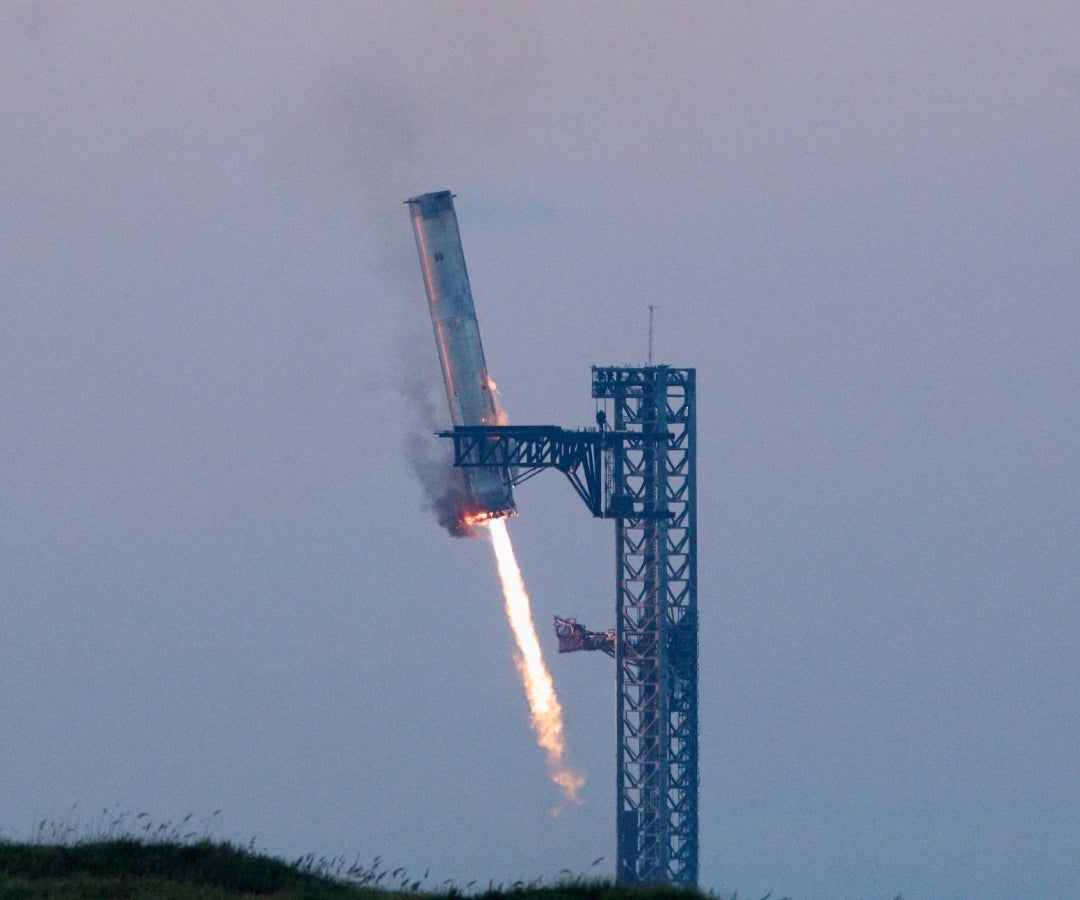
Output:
left=648, top=305, right=656, bottom=365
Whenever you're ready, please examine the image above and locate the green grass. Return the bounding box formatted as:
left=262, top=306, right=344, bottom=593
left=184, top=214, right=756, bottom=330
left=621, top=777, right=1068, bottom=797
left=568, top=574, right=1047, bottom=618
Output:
left=0, top=837, right=728, bottom=900
left=0, top=839, right=354, bottom=899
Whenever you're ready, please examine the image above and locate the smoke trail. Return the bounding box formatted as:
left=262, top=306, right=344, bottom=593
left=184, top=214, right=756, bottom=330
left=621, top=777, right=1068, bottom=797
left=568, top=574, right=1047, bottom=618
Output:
left=398, top=343, right=478, bottom=538
left=486, top=517, right=584, bottom=805
left=403, top=429, right=476, bottom=537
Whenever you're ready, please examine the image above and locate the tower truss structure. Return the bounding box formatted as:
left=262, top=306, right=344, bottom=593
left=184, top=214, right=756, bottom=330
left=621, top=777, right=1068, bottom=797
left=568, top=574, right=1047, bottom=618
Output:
left=440, top=365, right=698, bottom=886
left=594, top=366, right=698, bottom=885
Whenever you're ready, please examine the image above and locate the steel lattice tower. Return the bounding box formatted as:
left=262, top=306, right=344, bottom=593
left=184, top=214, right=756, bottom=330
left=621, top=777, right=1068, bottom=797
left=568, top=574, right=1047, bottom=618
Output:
left=594, top=366, right=698, bottom=885
left=440, top=365, right=698, bottom=886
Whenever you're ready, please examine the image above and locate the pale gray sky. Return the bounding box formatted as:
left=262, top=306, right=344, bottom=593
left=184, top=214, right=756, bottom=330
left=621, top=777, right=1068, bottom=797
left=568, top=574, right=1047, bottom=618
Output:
left=2, top=3, right=1078, bottom=898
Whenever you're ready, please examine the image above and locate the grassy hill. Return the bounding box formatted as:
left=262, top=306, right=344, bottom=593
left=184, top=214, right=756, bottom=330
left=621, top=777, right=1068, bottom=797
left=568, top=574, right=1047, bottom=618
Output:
left=0, top=838, right=726, bottom=900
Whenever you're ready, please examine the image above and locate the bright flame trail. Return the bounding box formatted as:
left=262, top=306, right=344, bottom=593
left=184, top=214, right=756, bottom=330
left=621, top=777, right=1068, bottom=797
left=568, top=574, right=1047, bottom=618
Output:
left=487, top=517, right=584, bottom=805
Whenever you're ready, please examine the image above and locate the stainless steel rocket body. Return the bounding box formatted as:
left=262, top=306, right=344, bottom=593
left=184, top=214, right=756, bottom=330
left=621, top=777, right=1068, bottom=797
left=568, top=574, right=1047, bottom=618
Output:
left=407, top=190, right=516, bottom=521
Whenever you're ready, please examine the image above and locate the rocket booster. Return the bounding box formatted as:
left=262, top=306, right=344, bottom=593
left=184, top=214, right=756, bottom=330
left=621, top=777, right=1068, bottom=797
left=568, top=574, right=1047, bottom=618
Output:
left=406, top=190, right=516, bottom=522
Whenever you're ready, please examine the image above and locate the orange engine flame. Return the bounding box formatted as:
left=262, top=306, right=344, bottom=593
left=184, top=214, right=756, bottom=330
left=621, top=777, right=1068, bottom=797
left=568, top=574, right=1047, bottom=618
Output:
left=456, top=507, right=516, bottom=538
left=462, top=509, right=501, bottom=527
left=486, top=518, right=584, bottom=806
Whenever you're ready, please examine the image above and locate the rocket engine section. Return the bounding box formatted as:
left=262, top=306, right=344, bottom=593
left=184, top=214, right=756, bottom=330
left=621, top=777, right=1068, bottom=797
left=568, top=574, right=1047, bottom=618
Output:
left=407, top=190, right=516, bottom=524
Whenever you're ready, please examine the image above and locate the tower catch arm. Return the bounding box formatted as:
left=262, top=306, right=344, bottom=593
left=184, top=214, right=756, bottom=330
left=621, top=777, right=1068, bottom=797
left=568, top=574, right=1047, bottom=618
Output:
left=438, top=424, right=673, bottom=519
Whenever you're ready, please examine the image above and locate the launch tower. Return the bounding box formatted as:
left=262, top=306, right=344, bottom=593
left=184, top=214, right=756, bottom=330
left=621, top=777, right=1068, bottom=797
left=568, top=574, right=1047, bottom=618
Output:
left=595, top=365, right=698, bottom=886
left=442, top=365, right=698, bottom=885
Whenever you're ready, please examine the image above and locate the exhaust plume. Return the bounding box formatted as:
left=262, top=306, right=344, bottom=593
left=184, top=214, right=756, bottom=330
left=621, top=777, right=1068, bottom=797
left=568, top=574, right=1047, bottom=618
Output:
left=487, top=517, right=584, bottom=805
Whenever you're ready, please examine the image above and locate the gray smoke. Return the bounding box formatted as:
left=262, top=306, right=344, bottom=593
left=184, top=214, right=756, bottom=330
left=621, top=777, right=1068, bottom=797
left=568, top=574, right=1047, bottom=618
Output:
left=398, top=340, right=476, bottom=538
left=275, top=58, right=482, bottom=537
left=404, top=429, right=474, bottom=538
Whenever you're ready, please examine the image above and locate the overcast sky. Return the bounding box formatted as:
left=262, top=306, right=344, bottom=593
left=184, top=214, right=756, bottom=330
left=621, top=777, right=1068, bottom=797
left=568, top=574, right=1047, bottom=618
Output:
left=2, top=3, right=1077, bottom=898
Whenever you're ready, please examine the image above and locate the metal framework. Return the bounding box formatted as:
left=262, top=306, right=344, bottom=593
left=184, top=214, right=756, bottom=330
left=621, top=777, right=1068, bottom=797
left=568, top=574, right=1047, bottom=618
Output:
left=595, top=366, right=697, bottom=886
left=554, top=616, right=616, bottom=656
left=440, top=365, right=698, bottom=886
left=438, top=424, right=607, bottom=516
